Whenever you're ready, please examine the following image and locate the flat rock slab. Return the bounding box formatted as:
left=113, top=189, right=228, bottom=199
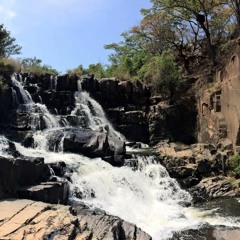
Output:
left=0, top=199, right=152, bottom=240
left=0, top=199, right=77, bottom=239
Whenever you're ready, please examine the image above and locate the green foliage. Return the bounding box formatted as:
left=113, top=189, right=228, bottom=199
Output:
left=0, top=24, right=21, bottom=57
left=87, top=63, right=106, bottom=78
left=21, top=57, right=59, bottom=76
left=230, top=154, right=240, bottom=178
left=0, top=75, right=8, bottom=90
left=67, top=64, right=87, bottom=78
left=0, top=57, right=21, bottom=76
left=67, top=63, right=106, bottom=79
left=139, top=51, right=185, bottom=97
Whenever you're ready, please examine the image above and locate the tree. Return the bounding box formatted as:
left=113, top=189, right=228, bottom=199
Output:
left=147, top=0, right=231, bottom=65
left=138, top=51, right=185, bottom=97
left=228, top=0, right=240, bottom=33
left=21, top=57, right=59, bottom=76
left=0, top=24, right=21, bottom=57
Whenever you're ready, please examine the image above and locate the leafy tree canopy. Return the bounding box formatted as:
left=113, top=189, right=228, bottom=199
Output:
left=21, top=57, right=60, bottom=76
left=0, top=24, right=21, bottom=58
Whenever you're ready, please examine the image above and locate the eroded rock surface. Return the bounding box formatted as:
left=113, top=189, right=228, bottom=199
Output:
left=0, top=199, right=152, bottom=240
left=155, top=142, right=240, bottom=201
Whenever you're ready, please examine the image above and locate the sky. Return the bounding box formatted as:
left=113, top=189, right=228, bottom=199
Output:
left=0, top=0, right=152, bottom=73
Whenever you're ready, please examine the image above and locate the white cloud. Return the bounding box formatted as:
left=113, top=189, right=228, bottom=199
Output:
left=0, top=0, right=17, bottom=23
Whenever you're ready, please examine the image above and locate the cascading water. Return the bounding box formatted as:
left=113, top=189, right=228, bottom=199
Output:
left=71, top=91, right=124, bottom=140
left=2, top=75, right=240, bottom=239
left=11, top=74, right=33, bottom=111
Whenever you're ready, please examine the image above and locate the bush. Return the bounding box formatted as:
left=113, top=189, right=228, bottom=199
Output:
left=230, top=154, right=240, bottom=178
left=0, top=75, right=8, bottom=90
left=138, top=51, right=185, bottom=97
left=21, top=57, right=59, bottom=76
left=0, top=58, right=21, bottom=76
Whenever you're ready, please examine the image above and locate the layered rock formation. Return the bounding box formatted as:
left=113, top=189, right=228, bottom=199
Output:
left=0, top=199, right=152, bottom=240
left=198, top=44, right=240, bottom=153
left=155, top=141, right=240, bottom=202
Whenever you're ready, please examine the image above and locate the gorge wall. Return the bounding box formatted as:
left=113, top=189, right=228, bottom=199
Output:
left=198, top=43, right=240, bottom=153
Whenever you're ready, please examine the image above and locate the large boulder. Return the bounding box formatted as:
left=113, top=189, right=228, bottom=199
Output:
left=0, top=156, right=51, bottom=198
left=63, top=128, right=126, bottom=165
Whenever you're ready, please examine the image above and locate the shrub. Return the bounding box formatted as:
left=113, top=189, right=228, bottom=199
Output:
left=0, top=75, right=9, bottom=90
left=230, top=154, right=240, bottom=178
left=0, top=58, right=21, bottom=76
left=21, top=57, right=60, bottom=76
left=138, top=51, right=185, bottom=97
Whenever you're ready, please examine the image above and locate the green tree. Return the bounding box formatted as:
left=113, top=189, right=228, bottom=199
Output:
left=0, top=24, right=21, bottom=57
left=139, top=51, right=185, bottom=97
left=86, top=63, right=106, bottom=78
left=147, top=0, right=232, bottom=65
left=21, top=57, right=59, bottom=76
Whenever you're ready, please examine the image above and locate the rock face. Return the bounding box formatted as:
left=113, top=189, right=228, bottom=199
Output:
left=0, top=199, right=152, bottom=240
left=0, top=142, right=69, bottom=204
left=198, top=44, right=240, bottom=153
left=0, top=156, right=50, bottom=197
left=0, top=72, right=198, bottom=146
left=155, top=141, right=240, bottom=201
left=80, top=75, right=197, bottom=144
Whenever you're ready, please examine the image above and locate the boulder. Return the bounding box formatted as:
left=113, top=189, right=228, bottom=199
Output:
left=73, top=203, right=152, bottom=240
left=18, top=181, right=69, bottom=204
left=63, top=128, right=126, bottom=164
left=0, top=156, right=51, bottom=198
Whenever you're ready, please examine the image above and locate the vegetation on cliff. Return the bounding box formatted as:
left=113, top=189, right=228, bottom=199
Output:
left=103, top=0, right=240, bottom=96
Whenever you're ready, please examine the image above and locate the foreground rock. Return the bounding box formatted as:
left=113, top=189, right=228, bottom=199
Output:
left=0, top=199, right=152, bottom=240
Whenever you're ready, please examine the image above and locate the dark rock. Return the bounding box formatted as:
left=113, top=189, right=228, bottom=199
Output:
left=195, top=159, right=211, bottom=176
left=18, top=181, right=69, bottom=204
left=49, top=161, right=66, bottom=177
left=63, top=128, right=125, bottom=164
left=0, top=156, right=51, bottom=198
left=73, top=203, right=152, bottom=240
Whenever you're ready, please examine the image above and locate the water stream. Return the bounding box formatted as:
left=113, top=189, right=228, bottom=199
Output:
left=0, top=75, right=240, bottom=239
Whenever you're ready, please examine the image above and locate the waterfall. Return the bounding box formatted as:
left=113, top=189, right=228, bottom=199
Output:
left=71, top=91, right=124, bottom=140
left=11, top=74, right=33, bottom=111
left=49, top=76, right=57, bottom=90
left=2, top=75, right=240, bottom=239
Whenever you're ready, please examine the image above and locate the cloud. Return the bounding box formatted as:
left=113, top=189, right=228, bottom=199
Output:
left=0, top=0, right=17, bottom=23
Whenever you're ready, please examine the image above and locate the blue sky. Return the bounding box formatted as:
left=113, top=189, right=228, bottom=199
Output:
left=0, top=0, right=152, bottom=73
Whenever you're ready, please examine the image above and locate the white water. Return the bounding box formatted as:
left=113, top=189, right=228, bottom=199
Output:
left=1, top=76, right=240, bottom=239
left=71, top=91, right=124, bottom=140
left=5, top=140, right=239, bottom=239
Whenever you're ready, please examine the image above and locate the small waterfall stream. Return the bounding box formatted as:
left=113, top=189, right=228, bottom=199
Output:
left=1, top=75, right=240, bottom=239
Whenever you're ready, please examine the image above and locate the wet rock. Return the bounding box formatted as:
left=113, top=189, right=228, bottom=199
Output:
left=18, top=181, right=69, bottom=204
left=49, top=161, right=66, bottom=177
left=73, top=203, right=152, bottom=240
left=63, top=128, right=126, bottom=165
left=0, top=156, right=51, bottom=198
left=63, top=128, right=111, bottom=157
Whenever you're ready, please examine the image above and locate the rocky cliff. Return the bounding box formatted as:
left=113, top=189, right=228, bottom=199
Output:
left=198, top=42, right=240, bottom=153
